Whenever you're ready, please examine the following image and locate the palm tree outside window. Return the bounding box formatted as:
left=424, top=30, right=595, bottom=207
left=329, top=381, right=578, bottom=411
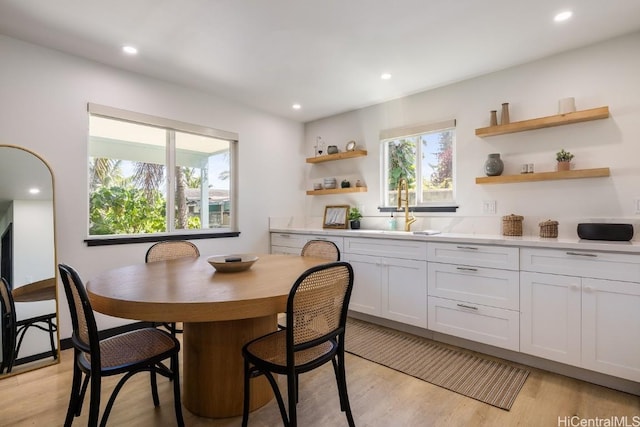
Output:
left=87, top=104, right=237, bottom=239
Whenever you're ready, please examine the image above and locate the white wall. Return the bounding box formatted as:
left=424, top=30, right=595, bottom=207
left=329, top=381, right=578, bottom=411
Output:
left=0, top=35, right=307, bottom=337
left=304, top=32, right=640, bottom=237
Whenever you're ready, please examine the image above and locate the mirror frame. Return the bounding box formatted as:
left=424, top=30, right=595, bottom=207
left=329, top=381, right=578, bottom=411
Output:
left=0, top=144, right=60, bottom=378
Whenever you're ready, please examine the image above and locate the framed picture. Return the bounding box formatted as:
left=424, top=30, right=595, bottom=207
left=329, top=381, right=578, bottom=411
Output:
left=323, top=205, right=349, bottom=229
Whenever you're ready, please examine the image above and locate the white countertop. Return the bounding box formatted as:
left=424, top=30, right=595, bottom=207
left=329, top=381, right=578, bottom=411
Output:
left=270, top=227, right=640, bottom=254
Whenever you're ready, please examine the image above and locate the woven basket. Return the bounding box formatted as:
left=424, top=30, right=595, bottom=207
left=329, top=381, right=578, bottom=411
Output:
left=502, top=214, right=524, bottom=236
left=539, top=220, right=559, bottom=238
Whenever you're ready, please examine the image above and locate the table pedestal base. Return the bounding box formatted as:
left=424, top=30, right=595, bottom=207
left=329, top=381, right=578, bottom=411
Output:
left=183, top=316, right=276, bottom=418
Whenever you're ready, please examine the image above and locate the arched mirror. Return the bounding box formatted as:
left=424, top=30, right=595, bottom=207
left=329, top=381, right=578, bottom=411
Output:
left=0, top=144, right=59, bottom=377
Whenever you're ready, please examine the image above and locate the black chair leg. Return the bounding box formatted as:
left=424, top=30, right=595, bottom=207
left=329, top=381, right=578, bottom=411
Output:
left=287, top=371, right=298, bottom=427
left=336, top=351, right=355, bottom=427
left=150, top=370, right=160, bottom=406
left=242, top=359, right=251, bottom=427
left=169, top=354, right=185, bottom=427
left=47, top=316, right=57, bottom=360
left=64, top=363, right=83, bottom=427
left=88, top=374, right=101, bottom=427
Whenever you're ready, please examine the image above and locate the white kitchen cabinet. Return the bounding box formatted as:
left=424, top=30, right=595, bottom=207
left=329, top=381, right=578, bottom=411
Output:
left=428, top=242, right=519, bottom=270
left=520, top=248, right=640, bottom=381
left=428, top=296, right=520, bottom=351
left=270, top=232, right=344, bottom=256
left=520, top=271, right=581, bottom=365
left=343, top=238, right=428, bottom=328
left=520, top=247, right=640, bottom=282
left=427, top=243, right=520, bottom=351
left=342, top=253, right=382, bottom=316
left=582, top=278, right=640, bottom=382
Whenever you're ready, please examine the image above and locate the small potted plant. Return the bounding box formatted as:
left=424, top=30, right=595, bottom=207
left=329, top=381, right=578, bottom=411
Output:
left=556, top=149, right=574, bottom=171
left=348, top=207, right=362, bottom=229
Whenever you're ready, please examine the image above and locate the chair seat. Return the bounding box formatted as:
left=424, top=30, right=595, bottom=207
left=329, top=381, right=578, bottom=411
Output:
left=244, top=329, right=336, bottom=371
left=80, top=328, right=178, bottom=373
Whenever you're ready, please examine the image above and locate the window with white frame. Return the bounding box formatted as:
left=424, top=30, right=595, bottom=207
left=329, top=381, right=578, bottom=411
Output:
left=380, top=120, right=456, bottom=210
left=87, top=104, right=238, bottom=242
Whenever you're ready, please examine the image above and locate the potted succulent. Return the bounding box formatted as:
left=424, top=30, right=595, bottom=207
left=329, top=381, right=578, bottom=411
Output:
left=348, top=207, right=363, bottom=229
left=556, top=149, right=574, bottom=171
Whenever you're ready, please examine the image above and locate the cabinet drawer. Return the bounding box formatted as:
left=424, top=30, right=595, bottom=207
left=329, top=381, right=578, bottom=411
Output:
left=520, top=248, right=640, bottom=282
left=428, top=263, right=519, bottom=310
left=427, top=243, right=518, bottom=270
left=344, top=237, right=427, bottom=260
left=428, top=296, right=519, bottom=351
left=270, top=233, right=344, bottom=253
left=270, top=245, right=302, bottom=255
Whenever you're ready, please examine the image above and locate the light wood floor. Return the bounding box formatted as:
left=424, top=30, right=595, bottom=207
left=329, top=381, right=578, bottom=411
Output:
left=1, top=340, right=638, bottom=427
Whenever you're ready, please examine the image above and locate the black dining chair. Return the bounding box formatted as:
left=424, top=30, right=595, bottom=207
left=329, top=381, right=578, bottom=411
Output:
left=145, top=240, right=200, bottom=336
left=0, top=277, right=57, bottom=373
left=300, top=239, right=341, bottom=261
left=278, top=240, right=341, bottom=330
left=58, top=264, right=184, bottom=427
left=242, top=261, right=356, bottom=427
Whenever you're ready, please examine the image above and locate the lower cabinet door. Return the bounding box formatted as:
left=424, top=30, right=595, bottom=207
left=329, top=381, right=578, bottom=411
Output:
left=344, top=253, right=382, bottom=316
left=519, top=272, right=581, bottom=365
left=382, top=258, right=427, bottom=328
left=582, top=278, right=640, bottom=382
left=428, top=296, right=519, bottom=351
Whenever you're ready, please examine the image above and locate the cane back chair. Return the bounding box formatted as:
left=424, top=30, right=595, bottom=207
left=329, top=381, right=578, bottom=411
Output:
left=300, top=239, right=340, bottom=261
left=0, top=277, right=57, bottom=373
left=145, top=240, right=200, bottom=335
left=277, top=239, right=341, bottom=330
left=58, top=264, right=184, bottom=427
left=242, top=261, right=355, bottom=427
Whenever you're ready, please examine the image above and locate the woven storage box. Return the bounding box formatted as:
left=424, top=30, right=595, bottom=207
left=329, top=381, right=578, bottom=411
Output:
left=539, top=220, right=559, bottom=238
left=502, top=214, right=524, bottom=236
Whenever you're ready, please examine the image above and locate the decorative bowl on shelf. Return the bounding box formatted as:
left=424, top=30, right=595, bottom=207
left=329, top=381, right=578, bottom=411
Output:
left=207, top=254, right=259, bottom=273
left=323, top=177, right=337, bottom=189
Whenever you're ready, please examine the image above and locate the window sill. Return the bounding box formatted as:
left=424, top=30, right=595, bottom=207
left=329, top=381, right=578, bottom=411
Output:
left=378, top=206, right=458, bottom=213
left=84, top=231, right=241, bottom=247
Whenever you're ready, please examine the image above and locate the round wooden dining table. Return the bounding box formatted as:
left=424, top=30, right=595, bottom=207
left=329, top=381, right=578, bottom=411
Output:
left=86, top=253, right=328, bottom=418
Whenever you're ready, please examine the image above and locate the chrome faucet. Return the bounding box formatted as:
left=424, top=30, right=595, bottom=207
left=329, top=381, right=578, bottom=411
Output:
left=397, top=178, right=417, bottom=232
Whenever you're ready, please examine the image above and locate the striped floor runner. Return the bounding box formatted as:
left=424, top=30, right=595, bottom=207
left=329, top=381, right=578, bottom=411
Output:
left=345, top=318, right=529, bottom=410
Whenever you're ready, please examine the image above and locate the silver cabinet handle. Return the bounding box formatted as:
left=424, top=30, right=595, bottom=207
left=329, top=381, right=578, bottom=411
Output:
left=566, top=251, right=597, bottom=257
left=456, top=267, right=478, bottom=272
left=457, top=303, right=478, bottom=310
left=279, top=234, right=290, bottom=238
left=456, top=246, right=478, bottom=250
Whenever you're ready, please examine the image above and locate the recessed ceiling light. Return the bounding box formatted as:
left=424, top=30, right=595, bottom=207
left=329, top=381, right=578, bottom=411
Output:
left=292, top=103, right=302, bottom=110
left=381, top=73, right=392, bottom=80
left=29, top=188, right=40, bottom=195
left=554, top=11, right=573, bottom=22
left=122, top=45, right=138, bottom=55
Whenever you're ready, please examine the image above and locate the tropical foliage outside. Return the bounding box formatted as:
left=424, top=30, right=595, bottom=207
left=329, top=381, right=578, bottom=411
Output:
left=89, top=158, right=201, bottom=235
left=386, top=128, right=454, bottom=205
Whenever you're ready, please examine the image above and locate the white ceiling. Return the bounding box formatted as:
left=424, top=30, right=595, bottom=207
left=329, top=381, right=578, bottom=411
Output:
left=1, top=1, right=640, bottom=123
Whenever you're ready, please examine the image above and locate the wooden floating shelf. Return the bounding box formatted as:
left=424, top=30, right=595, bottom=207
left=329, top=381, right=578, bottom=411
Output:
left=475, top=106, right=609, bottom=138
left=475, top=168, right=610, bottom=184
left=306, top=187, right=368, bottom=195
left=306, top=149, right=367, bottom=163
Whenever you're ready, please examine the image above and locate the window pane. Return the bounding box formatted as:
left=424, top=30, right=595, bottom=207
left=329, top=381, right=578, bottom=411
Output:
left=420, top=129, right=453, bottom=204
left=386, top=137, right=416, bottom=206
left=381, top=124, right=455, bottom=209
left=175, top=132, right=231, bottom=230
left=88, top=106, right=238, bottom=240
left=89, top=116, right=168, bottom=235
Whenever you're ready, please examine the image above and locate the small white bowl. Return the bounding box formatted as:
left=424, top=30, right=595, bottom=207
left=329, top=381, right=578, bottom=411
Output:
left=207, top=254, right=259, bottom=273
